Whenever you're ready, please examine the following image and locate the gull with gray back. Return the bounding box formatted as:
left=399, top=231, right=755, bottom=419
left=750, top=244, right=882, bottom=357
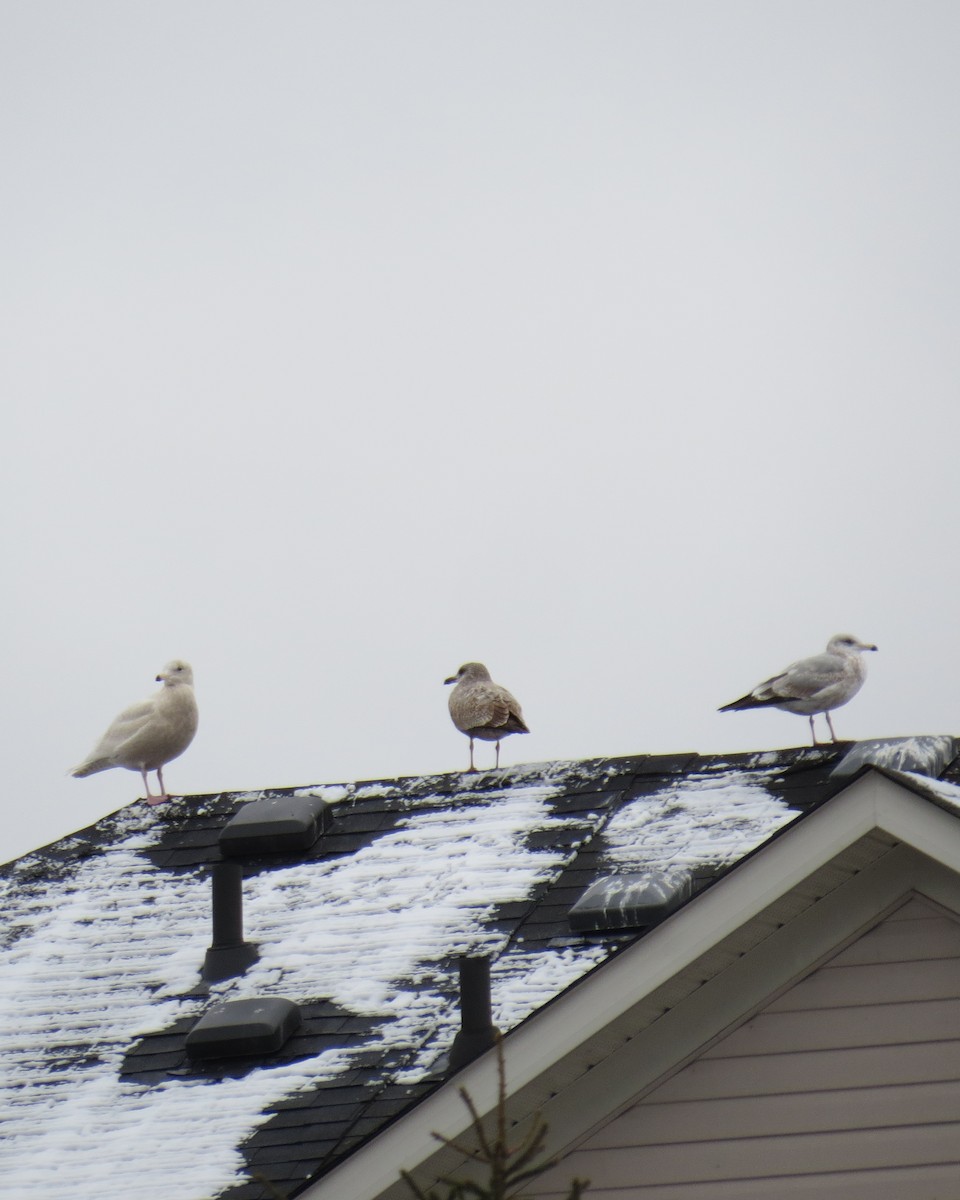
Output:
left=719, top=634, right=877, bottom=745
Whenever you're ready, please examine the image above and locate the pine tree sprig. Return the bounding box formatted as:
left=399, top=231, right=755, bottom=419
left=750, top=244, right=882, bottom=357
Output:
left=400, top=1038, right=589, bottom=1200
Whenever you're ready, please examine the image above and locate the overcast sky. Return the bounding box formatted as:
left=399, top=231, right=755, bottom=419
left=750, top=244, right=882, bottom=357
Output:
left=3, top=1, right=959, bottom=863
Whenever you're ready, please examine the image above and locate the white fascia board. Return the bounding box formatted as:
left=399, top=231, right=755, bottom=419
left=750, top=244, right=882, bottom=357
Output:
left=300, top=770, right=960, bottom=1200
left=868, top=772, right=960, bottom=870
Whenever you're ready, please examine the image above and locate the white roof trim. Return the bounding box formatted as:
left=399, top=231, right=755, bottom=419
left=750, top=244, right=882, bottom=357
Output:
left=300, top=769, right=960, bottom=1200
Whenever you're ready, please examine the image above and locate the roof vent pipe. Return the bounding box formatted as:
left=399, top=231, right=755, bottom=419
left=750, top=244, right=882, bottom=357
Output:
left=447, top=955, right=500, bottom=1075
left=202, top=861, right=259, bottom=982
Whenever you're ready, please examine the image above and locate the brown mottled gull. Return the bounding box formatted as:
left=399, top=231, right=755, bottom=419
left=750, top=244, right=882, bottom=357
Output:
left=720, top=634, right=877, bottom=745
left=444, top=662, right=529, bottom=772
left=71, top=660, right=198, bottom=805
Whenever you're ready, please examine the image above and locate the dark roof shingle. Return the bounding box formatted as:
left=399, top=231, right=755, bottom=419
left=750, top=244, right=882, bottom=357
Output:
left=4, top=742, right=948, bottom=1199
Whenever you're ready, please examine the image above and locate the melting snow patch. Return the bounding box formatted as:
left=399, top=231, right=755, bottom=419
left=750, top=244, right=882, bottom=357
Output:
left=492, top=946, right=610, bottom=1028
left=0, top=830, right=215, bottom=1197
left=228, top=784, right=573, bottom=1012
left=602, top=769, right=797, bottom=870
left=0, top=782, right=595, bottom=1199
left=293, top=784, right=353, bottom=804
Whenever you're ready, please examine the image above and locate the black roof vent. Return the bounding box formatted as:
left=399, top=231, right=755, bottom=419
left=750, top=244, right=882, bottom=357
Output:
left=447, top=956, right=500, bottom=1076
left=186, top=997, right=302, bottom=1060
left=203, top=862, right=259, bottom=982
left=219, top=794, right=333, bottom=856
left=830, top=735, right=958, bottom=780
left=569, top=870, right=693, bottom=933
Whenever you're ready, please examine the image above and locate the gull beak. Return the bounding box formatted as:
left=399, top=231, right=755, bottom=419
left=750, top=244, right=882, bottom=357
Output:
left=443, top=675, right=457, bottom=685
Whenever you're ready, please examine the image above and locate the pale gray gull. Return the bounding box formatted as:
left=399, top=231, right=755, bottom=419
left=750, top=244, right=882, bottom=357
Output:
left=444, top=661, right=529, bottom=771
left=71, top=660, right=198, bottom=805
left=720, top=634, right=877, bottom=745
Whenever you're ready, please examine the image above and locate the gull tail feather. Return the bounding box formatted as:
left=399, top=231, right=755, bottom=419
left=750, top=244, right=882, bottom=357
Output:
left=70, top=759, right=112, bottom=778
left=719, top=694, right=782, bottom=713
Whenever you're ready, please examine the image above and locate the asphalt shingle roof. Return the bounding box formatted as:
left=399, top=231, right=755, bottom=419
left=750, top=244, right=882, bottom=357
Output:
left=3, top=738, right=957, bottom=1199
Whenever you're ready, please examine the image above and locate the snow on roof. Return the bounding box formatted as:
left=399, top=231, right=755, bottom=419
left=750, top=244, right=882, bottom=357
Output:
left=0, top=782, right=580, bottom=1196
left=0, top=748, right=867, bottom=1199
left=600, top=765, right=798, bottom=870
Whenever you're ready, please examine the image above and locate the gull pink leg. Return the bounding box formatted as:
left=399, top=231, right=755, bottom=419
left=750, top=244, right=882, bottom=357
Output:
left=826, top=712, right=839, bottom=743
left=144, top=766, right=170, bottom=806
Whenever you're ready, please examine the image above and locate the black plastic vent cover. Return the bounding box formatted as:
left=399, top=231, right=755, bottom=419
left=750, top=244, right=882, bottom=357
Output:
left=569, top=870, right=693, bottom=933
left=219, top=794, right=332, bottom=856
left=830, top=735, right=958, bottom=780
left=185, top=997, right=302, bottom=1060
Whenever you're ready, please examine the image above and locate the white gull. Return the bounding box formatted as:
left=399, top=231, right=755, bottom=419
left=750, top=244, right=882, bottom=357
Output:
left=71, top=660, right=198, bottom=804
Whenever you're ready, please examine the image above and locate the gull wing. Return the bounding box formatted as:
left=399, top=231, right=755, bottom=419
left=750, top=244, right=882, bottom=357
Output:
left=71, top=696, right=160, bottom=775
left=755, top=652, right=845, bottom=702
left=455, top=682, right=527, bottom=733
left=88, top=698, right=159, bottom=760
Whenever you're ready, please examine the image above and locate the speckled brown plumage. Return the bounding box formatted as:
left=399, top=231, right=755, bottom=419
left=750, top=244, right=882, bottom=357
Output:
left=444, top=661, right=529, bottom=771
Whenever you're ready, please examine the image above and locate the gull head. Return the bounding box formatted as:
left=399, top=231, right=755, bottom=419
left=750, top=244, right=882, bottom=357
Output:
left=156, top=660, right=194, bottom=686
left=828, top=634, right=878, bottom=656
left=444, top=662, right=492, bottom=686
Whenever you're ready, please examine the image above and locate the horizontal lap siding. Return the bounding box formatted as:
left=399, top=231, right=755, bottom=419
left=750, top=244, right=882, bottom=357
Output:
left=649, top=1040, right=960, bottom=1101
left=563, top=1121, right=960, bottom=1185
left=885, top=899, right=943, bottom=920
left=532, top=1162, right=960, bottom=1200
left=699, top=997, right=960, bottom=1056
left=587, top=1080, right=960, bottom=1145
left=763, top=957, right=960, bottom=1009
left=529, top=898, right=960, bottom=1198
left=821, top=914, right=959, bottom=965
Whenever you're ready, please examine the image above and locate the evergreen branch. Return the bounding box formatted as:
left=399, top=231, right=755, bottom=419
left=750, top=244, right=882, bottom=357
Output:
left=503, top=1123, right=549, bottom=1175
left=460, top=1085, right=495, bottom=1162
left=400, top=1039, right=589, bottom=1200
left=430, top=1130, right=489, bottom=1165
